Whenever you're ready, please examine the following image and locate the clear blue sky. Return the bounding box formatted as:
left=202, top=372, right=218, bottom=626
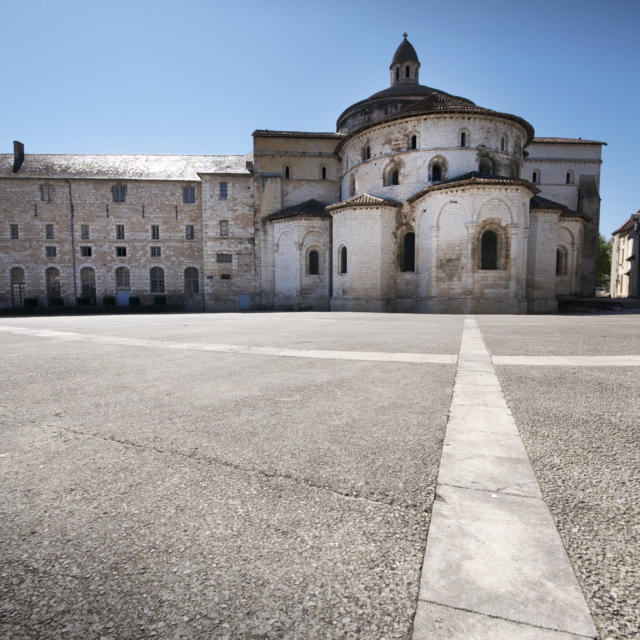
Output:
left=2, top=0, right=638, bottom=236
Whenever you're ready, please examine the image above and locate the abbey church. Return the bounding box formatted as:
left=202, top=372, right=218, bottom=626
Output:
left=1, top=36, right=604, bottom=313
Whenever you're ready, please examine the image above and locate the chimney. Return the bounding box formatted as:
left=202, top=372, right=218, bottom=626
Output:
left=13, top=141, right=24, bottom=173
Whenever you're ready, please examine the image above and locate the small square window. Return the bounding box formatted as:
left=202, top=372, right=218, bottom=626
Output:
left=10, top=224, right=19, bottom=239
left=40, top=184, right=54, bottom=202
left=220, top=273, right=232, bottom=280
left=220, top=220, right=229, bottom=237
left=116, top=224, right=125, bottom=240
left=45, top=246, right=57, bottom=258
left=219, top=182, right=228, bottom=199
left=183, top=186, right=196, bottom=204
left=45, top=224, right=54, bottom=239
left=116, top=246, right=127, bottom=257
left=80, top=246, right=92, bottom=257
left=81, top=224, right=90, bottom=240
left=185, top=224, right=195, bottom=240
left=151, top=225, right=160, bottom=240
left=216, top=253, right=232, bottom=263
left=150, top=246, right=161, bottom=257
left=112, top=185, right=126, bottom=202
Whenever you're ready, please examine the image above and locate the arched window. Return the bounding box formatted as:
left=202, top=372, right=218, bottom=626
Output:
left=339, top=246, right=348, bottom=274
left=390, top=168, right=399, bottom=185
left=500, top=136, right=506, bottom=152
left=150, top=266, right=164, bottom=293
left=395, top=67, right=399, bottom=81
left=410, top=135, right=417, bottom=150
left=45, top=267, right=61, bottom=300
left=532, top=170, right=539, bottom=184
left=80, top=267, right=96, bottom=303
left=480, top=231, right=498, bottom=270
left=431, top=163, right=442, bottom=182
left=565, top=171, right=572, bottom=184
left=115, top=266, right=130, bottom=290
left=405, top=65, right=410, bottom=78
left=308, top=250, right=319, bottom=275
left=10, top=267, right=25, bottom=307
left=321, top=166, right=327, bottom=180
left=479, top=157, right=494, bottom=174
left=556, top=247, right=568, bottom=276
left=184, top=267, right=199, bottom=294
left=349, top=174, right=356, bottom=197
left=460, top=132, right=467, bottom=147
left=284, top=166, right=290, bottom=179
left=403, top=232, right=415, bottom=272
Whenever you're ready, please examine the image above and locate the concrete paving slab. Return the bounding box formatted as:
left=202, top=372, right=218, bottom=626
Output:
left=446, top=405, right=516, bottom=435
left=413, top=601, right=592, bottom=640
left=450, top=384, right=509, bottom=408
left=419, top=484, right=597, bottom=636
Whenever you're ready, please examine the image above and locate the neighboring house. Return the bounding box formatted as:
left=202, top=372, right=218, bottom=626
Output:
left=0, top=35, right=605, bottom=313
left=610, top=212, right=640, bottom=298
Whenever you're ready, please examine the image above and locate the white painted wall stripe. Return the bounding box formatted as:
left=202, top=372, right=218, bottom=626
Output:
left=413, top=318, right=598, bottom=639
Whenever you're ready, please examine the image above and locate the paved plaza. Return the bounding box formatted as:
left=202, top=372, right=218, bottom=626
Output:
left=0, top=312, right=638, bottom=639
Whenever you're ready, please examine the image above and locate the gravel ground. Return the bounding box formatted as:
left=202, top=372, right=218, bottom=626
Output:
left=0, top=315, right=459, bottom=639
left=496, top=366, right=640, bottom=640
left=478, top=313, right=640, bottom=356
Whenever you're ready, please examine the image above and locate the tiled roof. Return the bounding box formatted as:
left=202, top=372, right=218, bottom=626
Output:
left=0, top=153, right=252, bottom=181
left=326, top=193, right=401, bottom=212
left=531, top=137, right=606, bottom=145
left=252, top=130, right=344, bottom=139
left=336, top=92, right=534, bottom=153
left=612, top=212, right=640, bottom=236
left=407, top=172, right=537, bottom=203
left=267, top=199, right=331, bottom=221
left=530, top=195, right=591, bottom=221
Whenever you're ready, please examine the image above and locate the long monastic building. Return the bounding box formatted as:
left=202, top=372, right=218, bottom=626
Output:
left=1, top=35, right=605, bottom=313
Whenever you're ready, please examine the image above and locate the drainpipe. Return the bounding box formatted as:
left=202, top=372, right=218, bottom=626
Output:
left=65, top=180, right=78, bottom=300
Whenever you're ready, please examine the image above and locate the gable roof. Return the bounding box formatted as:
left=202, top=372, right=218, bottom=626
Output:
left=267, top=199, right=331, bottom=221
left=326, top=193, right=401, bottom=212
left=530, top=195, right=591, bottom=221
left=0, top=153, right=252, bottom=181
left=531, top=137, right=606, bottom=146
left=407, top=172, right=537, bottom=203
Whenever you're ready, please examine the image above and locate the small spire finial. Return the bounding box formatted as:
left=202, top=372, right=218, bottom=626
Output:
left=403, top=32, right=408, bottom=39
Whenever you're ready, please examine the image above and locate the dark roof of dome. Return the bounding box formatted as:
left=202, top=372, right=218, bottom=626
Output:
left=336, top=90, right=535, bottom=154
left=390, top=35, right=420, bottom=68
left=267, top=198, right=330, bottom=222
left=367, top=84, right=444, bottom=100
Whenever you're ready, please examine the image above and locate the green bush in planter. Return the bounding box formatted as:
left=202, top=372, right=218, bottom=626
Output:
left=153, top=295, right=166, bottom=305
left=49, top=297, right=64, bottom=306
left=129, top=296, right=141, bottom=306
left=103, top=295, right=116, bottom=306
left=24, top=298, right=39, bottom=308
left=76, top=296, right=92, bottom=306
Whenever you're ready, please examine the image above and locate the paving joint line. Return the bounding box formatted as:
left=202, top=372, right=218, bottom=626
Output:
left=62, top=427, right=426, bottom=515
left=437, top=482, right=542, bottom=501
left=418, top=599, right=597, bottom=639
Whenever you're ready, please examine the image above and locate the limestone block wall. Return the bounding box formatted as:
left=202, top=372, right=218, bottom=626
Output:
left=413, top=184, right=531, bottom=313
left=272, top=217, right=331, bottom=309
left=556, top=219, right=583, bottom=296
left=331, top=205, right=397, bottom=311
left=0, top=177, right=204, bottom=309
left=526, top=211, right=559, bottom=313
left=340, top=115, right=527, bottom=201
left=200, top=174, right=256, bottom=311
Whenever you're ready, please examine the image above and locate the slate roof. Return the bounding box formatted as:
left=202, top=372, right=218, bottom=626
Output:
left=252, top=130, right=343, bottom=139
left=326, top=193, right=401, bottom=212
left=267, top=199, right=331, bottom=221
left=530, top=195, right=591, bottom=221
left=390, top=35, right=420, bottom=68
left=0, top=153, right=253, bottom=181
left=531, top=137, right=607, bottom=146
left=407, top=172, right=538, bottom=203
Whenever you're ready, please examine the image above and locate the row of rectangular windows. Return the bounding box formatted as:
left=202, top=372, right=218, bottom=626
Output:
left=37, top=184, right=230, bottom=203
left=41, top=246, right=233, bottom=261
left=7, top=222, right=231, bottom=240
